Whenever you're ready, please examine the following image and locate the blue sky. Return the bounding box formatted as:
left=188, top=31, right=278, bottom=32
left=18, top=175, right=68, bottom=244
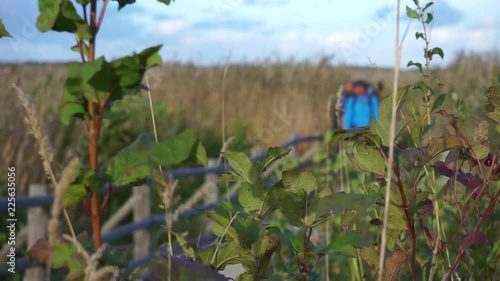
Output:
left=0, top=0, right=498, bottom=67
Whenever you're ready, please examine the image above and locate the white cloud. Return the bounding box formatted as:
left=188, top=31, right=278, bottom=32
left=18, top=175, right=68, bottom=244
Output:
left=0, top=0, right=498, bottom=66
left=130, top=15, right=188, bottom=35
left=181, top=29, right=253, bottom=45
left=158, top=19, right=189, bottom=35
left=431, top=27, right=497, bottom=51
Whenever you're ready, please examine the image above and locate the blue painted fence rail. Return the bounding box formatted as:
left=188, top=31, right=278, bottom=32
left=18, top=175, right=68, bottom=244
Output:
left=0, top=133, right=324, bottom=276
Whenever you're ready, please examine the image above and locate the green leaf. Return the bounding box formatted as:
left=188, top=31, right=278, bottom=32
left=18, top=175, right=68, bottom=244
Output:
left=173, top=232, right=197, bottom=260
left=348, top=143, right=386, bottom=176
left=204, top=212, right=240, bottom=242
left=103, top=244, right=134, bottom=267
left=485, top=85, right=500, bottom=124
left=0, top=19, right=12, bottom=38
left=106, top=133, right=155, bottom=186
left=71, top=56, right=104, bottom=79
left=52, top=241, right=85, bottom=279
left=387, top=205, right=406, bottom=230
left=432, top=93, right=446, bottom=111
left=370, top=96, right=406, bottom=146
left=113, top=0, right=136, bottom=10
left=471, top=120, right=490, bottom=160
left=255, top=232, right=280, bottom=260
left=75, top=0, right=90, bottom=5
left=278, top=192, right=307, bottom=227
left=406, top=6, right=420, bottom=19
left=60, top=102, right=85, bottom=125
left=195, top=141, right=208, bottom=167
left=323, top=230, right=370, bottom=258
left=360, top=246, right=380, bottom=273
left=425, top=12, right=433, bottom=24
left=149, top=255, right=228, bottom=281
left=225, top=151, right=255, bottom=184
left=415, top=32, right=425, bottom=40
left=36, top=0, right=62, bottom=32
left=64, top=58, right=118, bottom=106
left=110, top=45, right=163, bottom=97
left=70, top=42, right=89, bottom=57
left=149, top=130, right=198, bottom=167
left=413, top=81, right=429, bottom=95
left=235, top=273, right=254, bottom=281
left=62, top=184, right=86, bottom=208
left=218, top=172, right=241, bottom=183
left=309, top=213, right=333, bottom=228
left=330, top=130, right=355, bottom=146
left=238, top=182, right=264, bottom=213
left=238, top=182, right=280, bottom=217
left=206, top=212, right=260, bottom=249
left=430, top=47, right=444, bottom=60
left=36, top=0, right=92, bottom=40
left=281, top=170, right=317, bottom=195
left=261, top=147, right=291, bottom=171
left=423, top=2, right=434, bottom=11
left=198, top=242, right=254, bottom=270
left=317, top=193, right=380, bottom=218
left=232, top=215, right=260, bottom=249
left=157, top=0, right=174, bottom=5
left=407, top=60, right=423, bottom=73
left=286, top=229, right=311, bottom=254
left=427, top=135, right=464, bottom=158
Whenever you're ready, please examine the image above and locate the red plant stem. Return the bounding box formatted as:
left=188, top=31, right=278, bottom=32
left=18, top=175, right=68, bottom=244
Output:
left=308, top=256, right=321, bottom=272
left=77, top=39, right=86, bottom=63
left=444, top=188, right=499, bottom=279
left=394, top=169, right=418, bottom=279
left=441, top=177, right=495, bottom=253
left=87, top=0, right=103, bottom=251
left=295, top=254, right=302, bottom=271
left=303, top=227, right=308, bottom=271
left=95, top=93, right=110, bottom=136
left=83, top=198, right=92, bottom=217
left=82, top=5, right=88, bottom=25
left=100, top=184, right=112, bottom=212
left=302, top=198, right=311, bottom=275
left=96, top=0, right=109, bottom=31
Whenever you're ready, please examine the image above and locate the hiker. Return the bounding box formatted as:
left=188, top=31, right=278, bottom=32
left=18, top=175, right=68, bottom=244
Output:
left=332, top=80, right=382, bottom=130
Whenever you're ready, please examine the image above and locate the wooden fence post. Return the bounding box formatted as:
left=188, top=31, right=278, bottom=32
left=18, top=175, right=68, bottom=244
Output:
left=23, top=184, right=49, bottom=281
left=203, top=159, right=219, bottom=233
left=205, top=159, right=219, bottom=205
left=133, top=184, right=150, bottom=260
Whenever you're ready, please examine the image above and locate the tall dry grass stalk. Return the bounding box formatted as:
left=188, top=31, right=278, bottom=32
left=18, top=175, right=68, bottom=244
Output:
left=219, top=56, right=233, bottom=202
left=378, top=0, right=402, bottom=280
left=46, top=157, right=81, bottom=279
left=162, top=179, right=178, bottom=281
left=12, top=84, right=78, bottom=240
left=60, top=234, right=117, bottom=281
left=14, top=84, right=84, bottom=280
left=145, top=72, right=177, bottom=281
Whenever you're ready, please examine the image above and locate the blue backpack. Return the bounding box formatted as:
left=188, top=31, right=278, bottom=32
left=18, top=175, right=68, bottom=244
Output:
left=339, top=80, right=380, bottom=130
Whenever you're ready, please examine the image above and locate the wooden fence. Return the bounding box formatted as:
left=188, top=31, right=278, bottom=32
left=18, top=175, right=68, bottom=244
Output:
left=0, top=133, right=325, bottom=279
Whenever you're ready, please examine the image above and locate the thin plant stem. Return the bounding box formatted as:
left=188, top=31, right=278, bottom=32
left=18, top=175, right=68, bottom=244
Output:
left=378, top=0, right=401, bottom=280
left=146, top=76, right=160, bottom=144
left=96, top=0, right=109, bottom=31
left=211, top=211, right=241, bottom=265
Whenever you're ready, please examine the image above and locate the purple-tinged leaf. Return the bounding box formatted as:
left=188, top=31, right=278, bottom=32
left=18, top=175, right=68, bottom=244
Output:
left=460, top=231, right=486, bottom=251
left=433, top=161, right=454, bottom=177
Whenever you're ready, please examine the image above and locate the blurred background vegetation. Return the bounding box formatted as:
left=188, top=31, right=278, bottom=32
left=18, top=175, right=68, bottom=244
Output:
left=0, top=51, right=498, bottom=263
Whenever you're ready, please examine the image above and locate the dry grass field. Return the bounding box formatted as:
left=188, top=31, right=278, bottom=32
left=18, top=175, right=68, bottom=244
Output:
left=1, top=51, right=498, bottom=194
